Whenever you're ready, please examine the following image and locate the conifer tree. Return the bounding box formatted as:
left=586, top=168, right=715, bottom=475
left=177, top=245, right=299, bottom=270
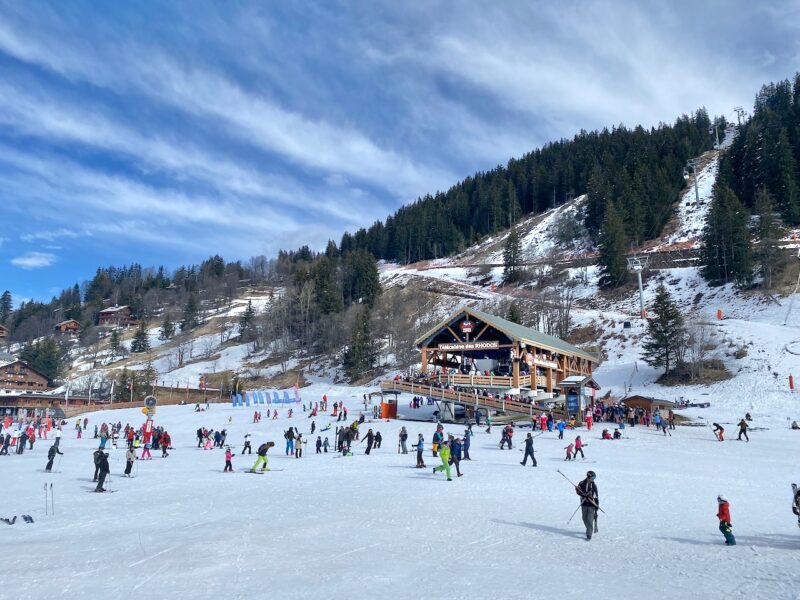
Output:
left=0, top=290, right=11, bottom=324
left=754, top=188, right=782, bottom=289
left=159, top=314, right=175, bottom=341
left=180, top=294, right=200, bottom=332
left=700, top=183, right=752, bottom=287
left=130, top=322, right=150, bottom=353
left=506, top=302, right=522, bottom=325
left=598, top=201, right=628, bottom=288
left=641, top=283, right=685, bottom=376
left=503, top=226, right=523, bottom=283
left=109, top=330, right=121, bottom=358
left=239, top=300, right=257, bottom=342
left=343, top=308, right=375, bottom=380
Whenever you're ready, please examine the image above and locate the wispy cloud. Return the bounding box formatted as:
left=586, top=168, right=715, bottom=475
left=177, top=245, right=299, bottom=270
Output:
left=10, top=251, right=57, bottom=269
left=20, top=228, right=79, bottom=242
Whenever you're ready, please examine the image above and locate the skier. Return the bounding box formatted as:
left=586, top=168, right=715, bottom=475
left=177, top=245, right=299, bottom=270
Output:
left=124, top=446, right=135, bottom=477
left=252, top=441, right=274, bottom=472
left=374, top=431, right=382, bottom=449
left=576, top=471, right=599, bottom=540
left=432, top=428, right=443, bottom=457
left=716, top=495, right=736, bottom=545
left=323, top=437, right=330, bottom=453
left=45, top=443, right=63, bottom=472
left=462, top=429, right=472, bottom=460
left=365, top=429, right=375, bottom=455
left=398, top=427, right=408, bottom=454
left=93, top=448, right=103, bottom=481
left=161, top=431, right=171, bottom=457
left=433, top=438, right=452, bottom=481
left=224, top=447, right=233, bottom=472
left=285, top=428, right=295, bottom=456
left=311, top=421, right=316, bottom=435
left=196, top=427, right=204, bottom=448
left=792, top=485, right=800, bottom=527
left=242, top=433, right=252, bottom=455
left=712, top=423, right=725, bottom=441
left=316, top=436, right=322, bottom=454
left=295, top=433, right=304, bottom=458
left=449, top=435, right=463, bottom=477
left=414, top=434, right=426, bottom=468
left=485, top=413, right=493, bottom=434
left=573, top=435, right=585, bottom=459
left=556, top=420, right=566, bottom=440
left=520, top=433, right=537, bottom=467
left=141, top=441, right=152, bottom=460
left=564, top=442, right=574, bottom=461
left=95, top=452, right=110, bottom=492
left=737, top=419, right=749, bottom=442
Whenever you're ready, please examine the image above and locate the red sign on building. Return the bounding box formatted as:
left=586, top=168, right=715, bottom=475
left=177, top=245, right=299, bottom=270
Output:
left=460, top=320, right=474, bottom=334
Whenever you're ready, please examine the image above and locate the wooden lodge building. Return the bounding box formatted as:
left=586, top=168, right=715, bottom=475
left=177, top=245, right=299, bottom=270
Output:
left=0, top=324, right=8, bottom=339
left=0, top=360, right=51, bottom=391
left=54, top=319, right=81, bottom=336
left=98, top=305, right=134, bottom=328
left=382, top=307, right=600, bottom=419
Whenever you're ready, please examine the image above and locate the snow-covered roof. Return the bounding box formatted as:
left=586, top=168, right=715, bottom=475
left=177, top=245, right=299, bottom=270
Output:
left=557, top=375, right=601, bottom=389
left=99, top=305, right=131, bottom=314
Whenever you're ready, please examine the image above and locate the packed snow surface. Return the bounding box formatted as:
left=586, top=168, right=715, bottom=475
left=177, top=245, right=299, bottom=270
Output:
left=3, top=383, right=799, bottom=600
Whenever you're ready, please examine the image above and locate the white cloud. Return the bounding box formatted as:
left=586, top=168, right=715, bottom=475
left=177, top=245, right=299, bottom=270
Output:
left=10, top=251, right=57, bottom=269
left=20, top=228, right=79, bottom=242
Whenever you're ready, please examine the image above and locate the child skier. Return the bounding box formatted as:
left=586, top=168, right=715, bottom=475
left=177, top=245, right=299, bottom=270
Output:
left=414, top=434, right=426, bottom=468
left=224, top=447, right=234, bottom=472
left=323, top=437, right=330, bottom=453
left=124, top=446, right=136, bottom=477
left=564, top=442, right=574, bottom=461
left=316, top=436, right=322, bottom=454
left=716, top=495, right=736, bottom=545
left=556, top=420, right=566, bottom=440
left=712, top=423, right=725, bottom=441
left=573, top=435, right=585, bottom=459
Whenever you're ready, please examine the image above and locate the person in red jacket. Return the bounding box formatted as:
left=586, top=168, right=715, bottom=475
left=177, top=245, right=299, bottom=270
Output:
left=716, top=495, right=736, bottom=545
left=161, top=431, right=171, bottom=458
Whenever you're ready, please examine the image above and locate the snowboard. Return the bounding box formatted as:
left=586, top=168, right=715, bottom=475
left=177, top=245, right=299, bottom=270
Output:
left=89, top=489, right=117, bottom=493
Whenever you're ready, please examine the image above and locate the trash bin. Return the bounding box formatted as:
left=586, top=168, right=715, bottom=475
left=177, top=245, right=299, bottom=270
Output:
left=380, top=399, right=397, bottom=419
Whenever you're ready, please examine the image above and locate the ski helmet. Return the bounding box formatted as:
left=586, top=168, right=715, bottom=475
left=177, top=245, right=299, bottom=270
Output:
left=587, top=470, right=596, bottom=479
left=717, top=494, right=727, bottom=503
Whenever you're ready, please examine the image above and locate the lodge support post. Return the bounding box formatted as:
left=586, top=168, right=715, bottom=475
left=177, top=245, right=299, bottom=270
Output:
left=512, top=342, right=520, bottom=389
left=421, top=347, right=428, bottom=375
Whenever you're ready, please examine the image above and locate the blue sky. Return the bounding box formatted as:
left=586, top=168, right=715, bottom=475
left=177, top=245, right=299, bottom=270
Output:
left=0, top=1, right=798, bottom=303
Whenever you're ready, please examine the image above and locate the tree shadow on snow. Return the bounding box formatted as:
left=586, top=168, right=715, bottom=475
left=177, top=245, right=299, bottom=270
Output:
left=491, top=519, right=585, bottom=540
left=658, top=535, right=800, bottom=551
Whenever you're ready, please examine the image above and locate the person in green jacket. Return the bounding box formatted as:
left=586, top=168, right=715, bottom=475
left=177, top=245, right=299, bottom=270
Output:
left=433, top=439, right=452, bottom=481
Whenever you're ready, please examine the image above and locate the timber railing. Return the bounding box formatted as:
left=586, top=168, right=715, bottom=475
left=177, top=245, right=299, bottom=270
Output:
left=380, top=380, right=568, bottom=420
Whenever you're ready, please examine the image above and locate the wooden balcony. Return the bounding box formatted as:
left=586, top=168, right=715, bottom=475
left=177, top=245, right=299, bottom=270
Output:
left=380, top=380, right=568, bottom=420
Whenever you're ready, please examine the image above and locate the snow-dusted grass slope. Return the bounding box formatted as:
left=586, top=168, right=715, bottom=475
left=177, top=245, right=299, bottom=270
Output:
left=3, top=383, right=799, bottom=600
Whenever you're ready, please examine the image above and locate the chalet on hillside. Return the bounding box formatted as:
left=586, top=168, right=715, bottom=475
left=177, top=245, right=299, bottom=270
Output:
left=0, top=324, right=8, bottom=339
left=54, top=319, right=81, bottom=336
left=0, top=360, right=51, bottom=390
left=98, top=305, right=133, bottom=328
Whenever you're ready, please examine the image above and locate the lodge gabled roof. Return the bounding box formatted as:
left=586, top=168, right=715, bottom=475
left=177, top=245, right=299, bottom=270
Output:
left=415, top=306, right=599, bottom=364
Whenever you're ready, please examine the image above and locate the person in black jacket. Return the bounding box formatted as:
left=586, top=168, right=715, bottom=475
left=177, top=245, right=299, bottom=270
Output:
left=95, top=452, right=110, bottom=492
left=197, top=427, right=204, bottom=448
left=576, top=471, right=599, bottom=540
left=520, top=433, right=537, bottom=467
left=46, top=443, right=63, bottom=472
left=364, top=429, right=375, bottom=455
left=93, top=449, right=103, bottom=481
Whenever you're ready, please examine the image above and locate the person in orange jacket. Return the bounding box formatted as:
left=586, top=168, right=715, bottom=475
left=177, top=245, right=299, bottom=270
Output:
left=716, top=495, right=736, bottom=545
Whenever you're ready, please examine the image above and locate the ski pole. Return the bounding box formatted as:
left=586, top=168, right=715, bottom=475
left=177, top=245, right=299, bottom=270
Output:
left=50, top=483, right=54, bottom=516
left=566, top=504, right=580, bottom=524
left=44, top=483, right=48, bottom=516
left=55, top=452, right=63, bottom=472
left=557, top=469, right=605, bottom=514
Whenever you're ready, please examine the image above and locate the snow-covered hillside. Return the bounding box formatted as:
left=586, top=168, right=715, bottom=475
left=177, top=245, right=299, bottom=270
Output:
left=3, top=389, right=799, bottom=600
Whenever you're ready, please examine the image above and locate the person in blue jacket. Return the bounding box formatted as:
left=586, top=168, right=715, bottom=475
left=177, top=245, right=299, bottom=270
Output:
left=413, top=434, right=426, bottom=468
left=556, top=420, right=566, bottom=440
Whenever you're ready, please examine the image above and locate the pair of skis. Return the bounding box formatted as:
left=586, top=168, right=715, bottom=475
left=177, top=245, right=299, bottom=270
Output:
left=1, top=515, right=33, bottom=524
left=558, top=470, right=603, bottom=534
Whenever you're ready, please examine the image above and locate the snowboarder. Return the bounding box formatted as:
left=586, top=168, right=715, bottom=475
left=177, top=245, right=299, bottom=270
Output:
left=124, top=446, right=135, bottom=477
left=433, top=439, right=452, bottom=481
left=576, top=471, right=599, bottom=540
left=242, top=433, right=252, bottom=455
left=45, top=443, right=63, bottom=472
left=224, top=447, right=233, bottom=472
left=520, top=433, right=537, bottom=467
left=95, top=452, right=110, bottom=492
left=712, top=423, right=725, bottom=441
left=737, top=419, right=749, bottom=442
left=252, top=442, right=274, bottom=472
left=716, top=495, right=736, bottom=545
left=414, top=434, right=426, bottom=468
